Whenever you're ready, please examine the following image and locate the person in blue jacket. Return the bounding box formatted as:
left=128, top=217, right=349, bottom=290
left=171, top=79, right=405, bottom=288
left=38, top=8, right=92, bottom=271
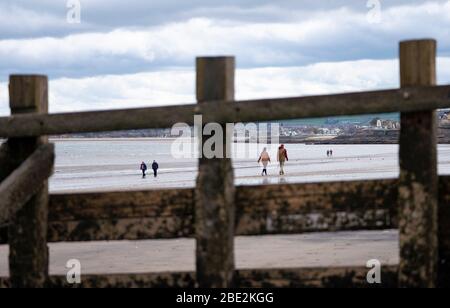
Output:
left=152, top=160, right=159, bottom=177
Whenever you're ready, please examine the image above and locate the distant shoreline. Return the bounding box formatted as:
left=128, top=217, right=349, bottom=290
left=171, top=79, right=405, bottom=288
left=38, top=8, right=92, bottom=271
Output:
left=49, top=137, right=179, bottom=142
left=46, top=136, right=450, bottom=145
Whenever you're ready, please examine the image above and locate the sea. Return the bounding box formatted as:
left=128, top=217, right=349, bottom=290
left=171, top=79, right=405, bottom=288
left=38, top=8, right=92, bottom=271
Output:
left=44, top=138, right=450, bottom=193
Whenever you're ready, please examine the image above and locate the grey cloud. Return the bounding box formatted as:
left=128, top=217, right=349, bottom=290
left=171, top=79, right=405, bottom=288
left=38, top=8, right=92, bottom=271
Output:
left=0, top=0, right=449, bottom=81
left=0, top=0, right=437, bottom=39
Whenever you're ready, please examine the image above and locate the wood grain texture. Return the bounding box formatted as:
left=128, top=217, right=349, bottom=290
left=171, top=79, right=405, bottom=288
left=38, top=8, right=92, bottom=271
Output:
left=0, top=178, right=401, bottom=243
left=0, top=143, right=54, bottom=224
left=1, top=86, right=450, bottom=137
left=398, top=39, right=439, bottom=288
left=195, top=56, right=236, bottom=287
left=438, top=176, right=450, bottom=287
left=5, top=75, right=51, bottom=288
left=0, top=179, right=446, bottom=288
left=0, top=142, right=11, bottom=180
left=0, top=265, right=398, bottom=288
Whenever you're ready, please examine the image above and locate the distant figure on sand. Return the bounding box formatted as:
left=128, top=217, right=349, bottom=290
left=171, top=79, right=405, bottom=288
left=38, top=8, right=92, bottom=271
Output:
left=330, top=149, right=333, bottom=157
left=258, top=147, right=271, bottom=176
left=140, top=161, right=147, bottom=178
left=152, top=160, right=159, bottom=177
left=277, top=144, right=288, bottom=175
left=327, top=150, right=330, bottom=157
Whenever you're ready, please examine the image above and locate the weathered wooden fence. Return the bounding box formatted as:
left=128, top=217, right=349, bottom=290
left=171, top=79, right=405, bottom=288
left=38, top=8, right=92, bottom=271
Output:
left=0, top=39, right=449, bottom=288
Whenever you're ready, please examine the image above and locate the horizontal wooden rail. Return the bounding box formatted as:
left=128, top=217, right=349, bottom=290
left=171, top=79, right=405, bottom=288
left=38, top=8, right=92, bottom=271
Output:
left=42, top=176, right=450, bottom=245
left=1, top=176, right=449, bottom=244
left=0, top=142, right=10, bottom=181
left=0, top=142, right=9, bottom=165
left=0, top=265, right=398, bottom=288
left=0, top=178, right=396, bottom=243
left=48, top=178, right=398, bottom=242
left=1, top=86, right=450, bottom=138
left=0, top=143, right=54, bottom=225
left=439, top=174, right=450, bottom=287
left=0, top=176, right=447, bottom=283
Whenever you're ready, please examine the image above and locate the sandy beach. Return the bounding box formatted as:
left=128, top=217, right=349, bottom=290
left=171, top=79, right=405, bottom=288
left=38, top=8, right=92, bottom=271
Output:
left=47, top=139, right=450, bottom=193
left=1, top=140, right=447, bottom=277
left=0, top=230, right=398, bottom=276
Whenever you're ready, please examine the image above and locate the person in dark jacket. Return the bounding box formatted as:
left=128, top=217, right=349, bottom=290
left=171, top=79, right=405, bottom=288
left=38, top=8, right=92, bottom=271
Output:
left=277, top=144, right=288, bottom=175
left=140, top=162, right=147, bottom=178
left=152, top=160, right=159, bottom=177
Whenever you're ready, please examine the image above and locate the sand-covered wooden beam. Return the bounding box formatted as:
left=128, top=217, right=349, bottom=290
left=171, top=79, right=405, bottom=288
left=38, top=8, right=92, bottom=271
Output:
left=5, top=75, right=52, bottom=288
left=0, top=265, right=398, bottom=288
left=439, top=175, right=450, bottom=287
left=0, top=178, right=398, bottom=243
left=0, top=142, right=11, bottom=180
left=0, top=177, right=448, bottom=245
left=46, top=179, right=398, bottom=242
left=1, top=85, right=450, bottom=137
left=0, top=143, right=54, bottom=225
left=195, top=56, right=236, bottom=287
left=398, top=39, right=439, bottom=287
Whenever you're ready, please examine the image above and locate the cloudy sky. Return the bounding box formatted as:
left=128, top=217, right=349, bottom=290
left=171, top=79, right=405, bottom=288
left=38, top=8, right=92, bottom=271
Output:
left=0, top=0, right=450, bottom=115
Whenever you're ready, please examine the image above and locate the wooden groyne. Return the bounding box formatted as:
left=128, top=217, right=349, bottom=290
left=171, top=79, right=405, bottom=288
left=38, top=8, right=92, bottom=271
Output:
left=0, top=39, right=449, bottom=288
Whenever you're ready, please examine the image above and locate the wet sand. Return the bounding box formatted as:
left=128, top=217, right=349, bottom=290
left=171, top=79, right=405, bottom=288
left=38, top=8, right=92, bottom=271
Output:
left=0, top=141, right=417, bottom=278
left=48, top=140, right=450, bottom=193
left=0, top=230, right=398, bottom=276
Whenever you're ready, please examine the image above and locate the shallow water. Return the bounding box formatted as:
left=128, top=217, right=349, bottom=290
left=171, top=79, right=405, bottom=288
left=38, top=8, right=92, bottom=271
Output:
left=47, top=139, right=450, bottom=193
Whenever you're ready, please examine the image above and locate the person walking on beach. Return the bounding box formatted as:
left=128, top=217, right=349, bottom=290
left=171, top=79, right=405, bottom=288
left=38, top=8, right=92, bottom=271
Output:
left=330, top=149, right=333, bottom=157
left=140, top=161, right=147, bottom=178
left=152, top=160, right=159, bottom=177
left=277, top=144, right=288, bottom=175
left=327, top=150, right=330, bottom=157
left=258, top=147, right=271, bottom=176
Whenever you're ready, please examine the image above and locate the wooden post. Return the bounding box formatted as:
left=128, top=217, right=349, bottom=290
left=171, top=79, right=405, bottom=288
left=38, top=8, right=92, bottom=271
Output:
left=6, top=75, right=50, bottom=288
left=0, top=142, right=12, bottom=179
left=398, top=40, right=438, bottom=287
left=195, top=57, right=236, bottom=287
left=0, top=144, right=54, bottom=224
